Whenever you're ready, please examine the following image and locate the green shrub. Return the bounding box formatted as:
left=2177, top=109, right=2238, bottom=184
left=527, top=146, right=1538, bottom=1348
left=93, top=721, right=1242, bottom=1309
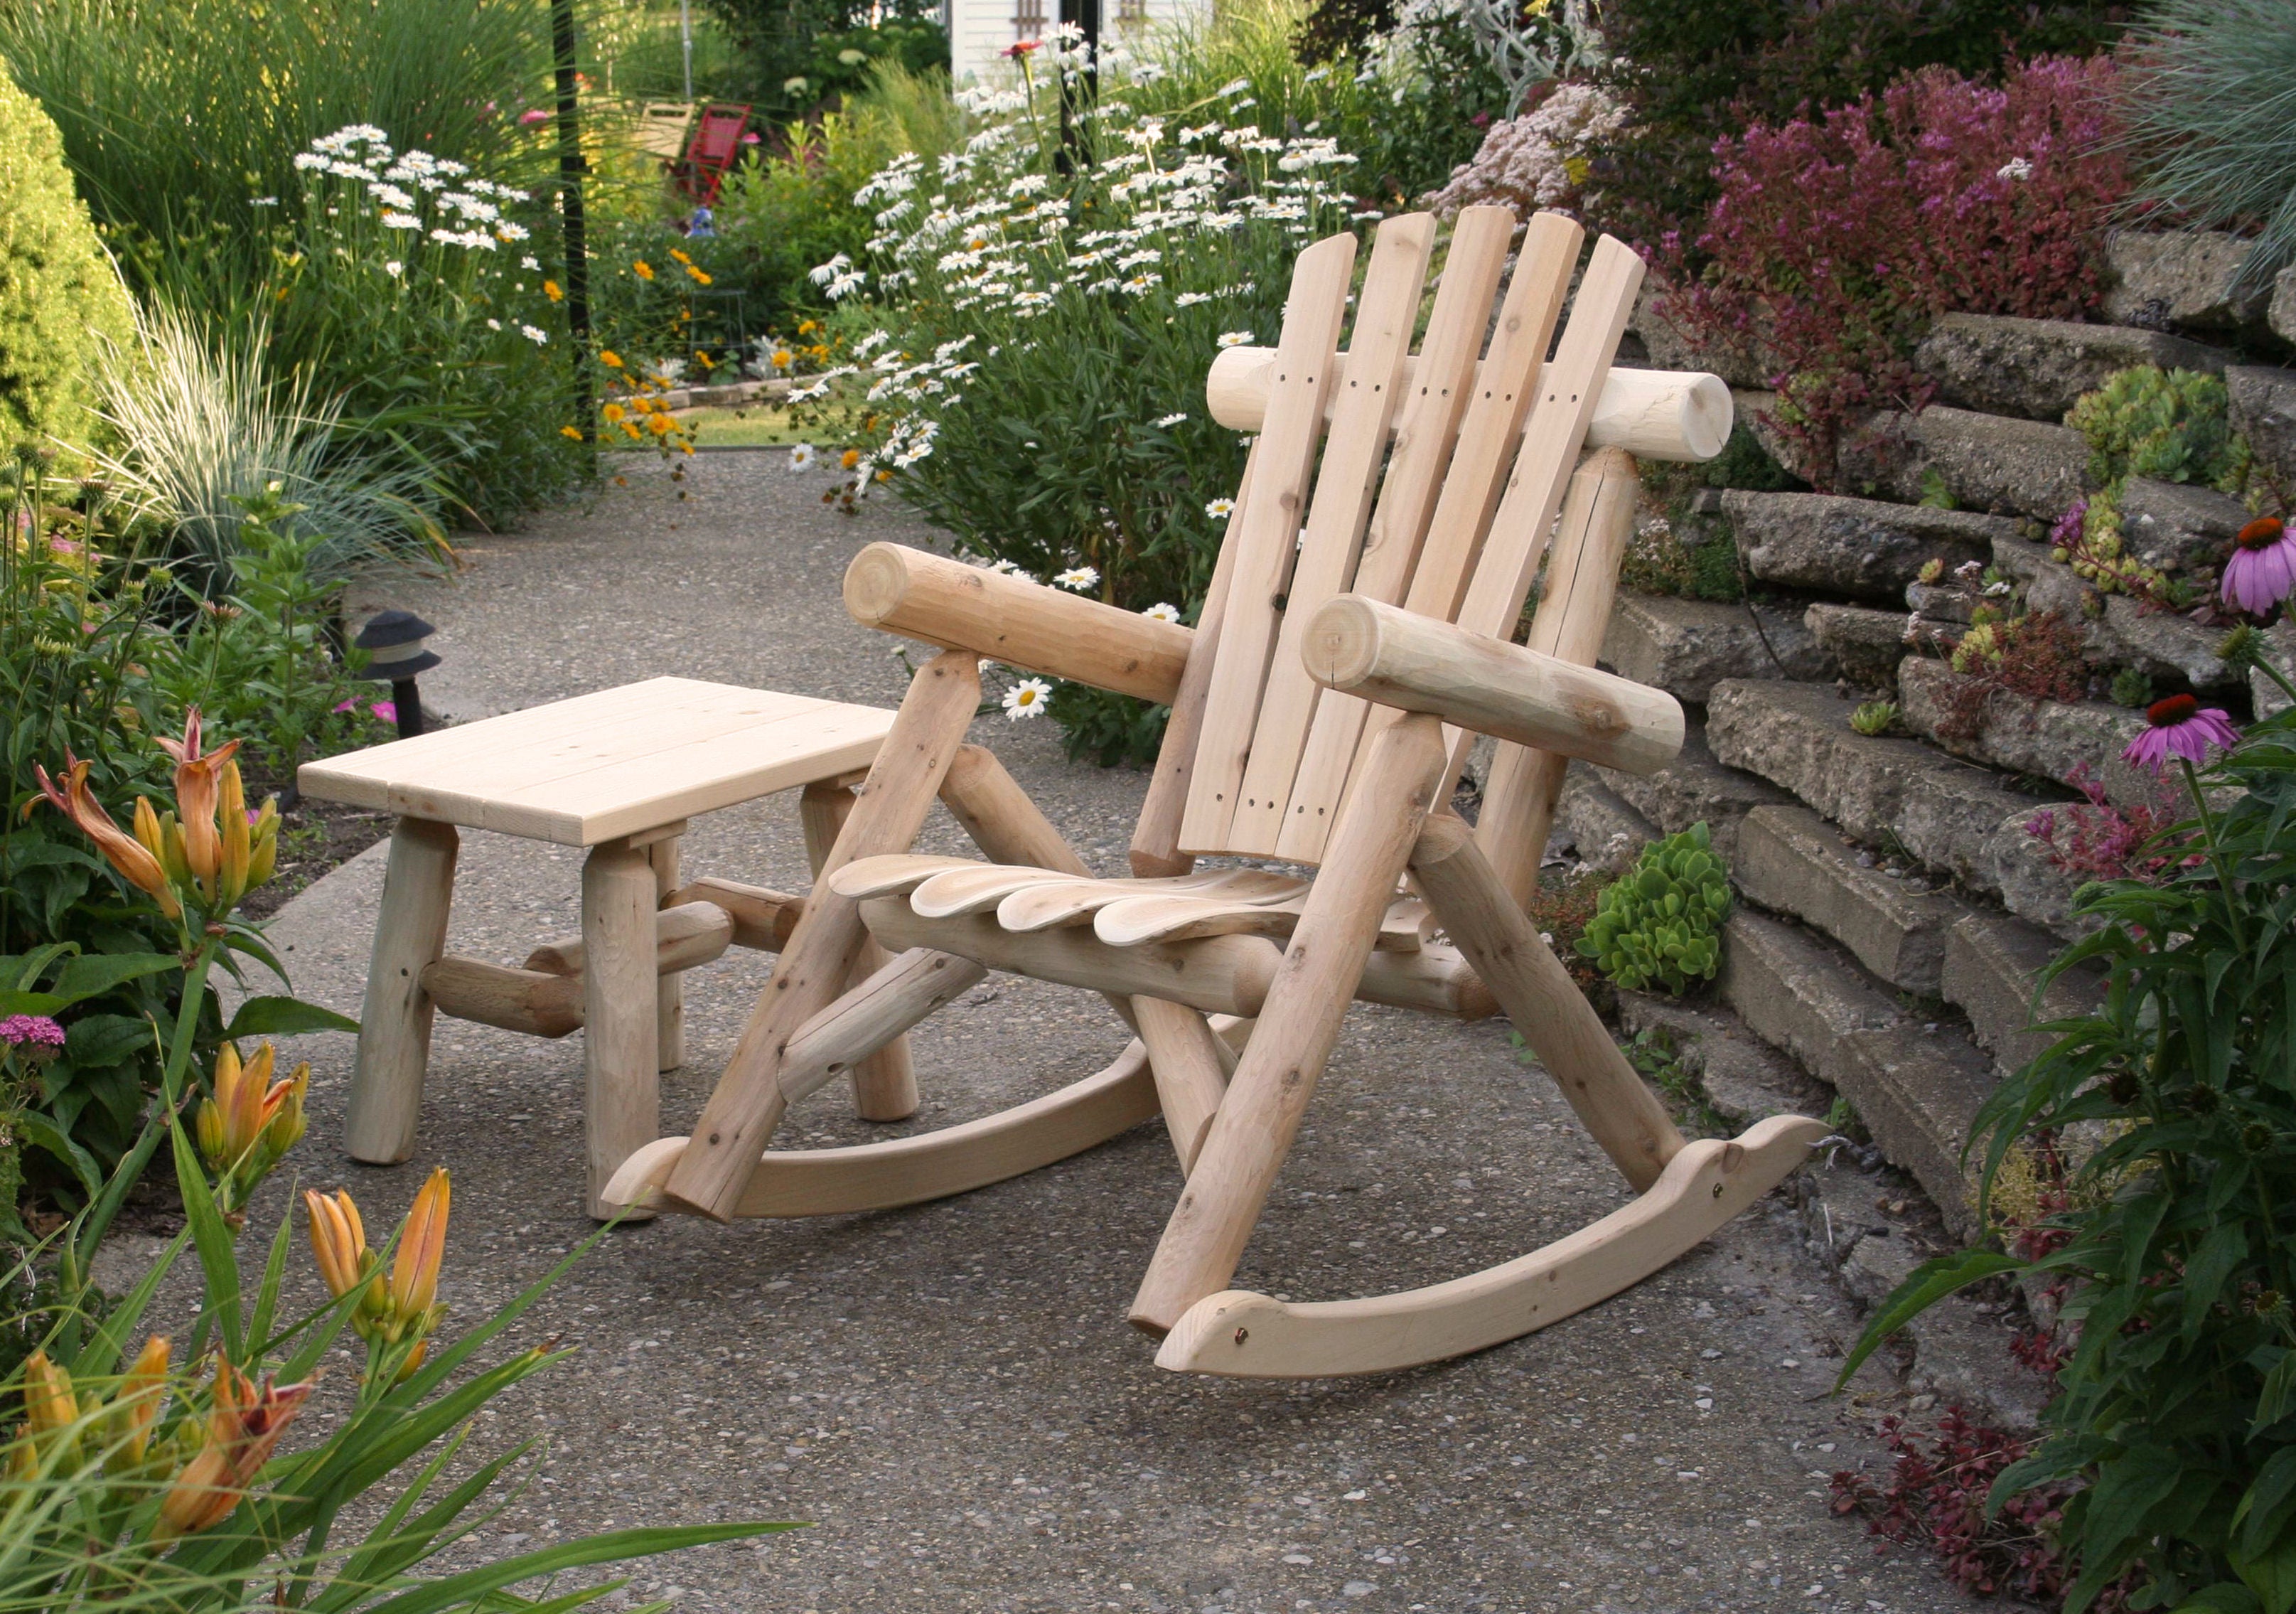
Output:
left=1575, top=822, right=1730, bottom=995
left=1842, top=673, right=2296, bottom=1609
left=0, top=73, right=132, bottom=456
left=1588, top=0, right=2129, bottom=246
left=2118, top=0, right=2296, bottom=295
left=700, top=0, right=940, bottom=124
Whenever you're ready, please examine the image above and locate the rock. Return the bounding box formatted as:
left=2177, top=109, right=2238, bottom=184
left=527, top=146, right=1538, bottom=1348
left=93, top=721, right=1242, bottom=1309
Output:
left=2118, top=476, right=2249, bottom=574
left=1915, top=312, right=2231, bottom=422
left=2098, top=593, right=2244, bottom=690
left=1904, top=1293, right=2052, bottom=1433
left=2103, top=229, right=2273, bottom=336
left=1734, top=803, right=1973, bottom=995
left=1805, top=603, right=1911, bottom=690
left=1834, top=1025, right=1999, bottom=1240
left=1612, top=993, right=1828, bottom=1128
left=1978, top=805, right=2093, bottom=939
left=2276, top=265, right=2296, bottom=346
left=87, top=1232, right=174, bottom=1298
left=1593, top=717, right=1790, bottom=861
left=2255, top=621, right=2296, bottom=721
left=1897, top=657, right=2153, bottom=808
left=1837, top=407, right=2090, bottom=520
left=1943, top=910, right=2105, bottom=1074
left=1724, top=490, right=2009, bottom=602
left=2227, top=365, right=2296, bottom=495
left=1904, top=582, right=1975, bottom=624
left=1554, top=766, right=1656, bottom=871
left=1720, top=910, right=1901, bottom=1083
left=1601, top=592, right=1829, bottom=702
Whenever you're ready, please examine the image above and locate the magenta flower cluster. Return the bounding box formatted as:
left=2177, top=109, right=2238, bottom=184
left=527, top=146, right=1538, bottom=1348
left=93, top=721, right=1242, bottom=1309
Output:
left=0, top=1014, right=66, bottom=1051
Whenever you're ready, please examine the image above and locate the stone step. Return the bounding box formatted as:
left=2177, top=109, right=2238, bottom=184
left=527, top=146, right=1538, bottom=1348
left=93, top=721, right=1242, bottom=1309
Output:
left=1915, top=311, right=2233, bottom=423
left=1804, top=603, right=1906, bottom=690
left=1722, top=489, right=2011, bottom=602
left=1600, top=591, right=1829, bottom=703
left=1942, top=909, right=2106, bottom=1076
left=1614, top=991, right=1829, bottom=1128
left=1592, top=715, right=1790, bottom=860
left=1897, top=657, right=2152, bottom=808
left=1553, top=766, right=1657, bottom=872
left=1991, top=533, right=2244, bottom=690
left=2104, top=228, right=2276, bottom=338
left=2118, top=476, right=2252, bottom=575
left=1706, top=678, right=2085, bottom=935
left=1721, top=910, right=1997, bottom=1240
left=2230, top=365, right=2296, bottom=496
left=1838, top=407, right=2089, bottom=521
left=1734, top=803, right=1973, bottom=995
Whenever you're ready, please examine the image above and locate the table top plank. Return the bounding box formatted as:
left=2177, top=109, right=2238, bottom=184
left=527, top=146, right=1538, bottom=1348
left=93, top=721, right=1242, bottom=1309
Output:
left=299, top=678, right=899, bottom=845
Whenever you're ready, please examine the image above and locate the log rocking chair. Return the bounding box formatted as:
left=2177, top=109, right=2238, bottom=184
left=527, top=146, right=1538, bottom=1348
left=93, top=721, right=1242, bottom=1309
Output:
left=605, top=205, right=1828, bottom=1378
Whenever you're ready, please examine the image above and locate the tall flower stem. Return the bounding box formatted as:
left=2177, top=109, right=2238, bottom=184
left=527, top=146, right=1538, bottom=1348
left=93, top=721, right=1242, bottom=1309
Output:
left=2179, top=757, right=2247, bottom=957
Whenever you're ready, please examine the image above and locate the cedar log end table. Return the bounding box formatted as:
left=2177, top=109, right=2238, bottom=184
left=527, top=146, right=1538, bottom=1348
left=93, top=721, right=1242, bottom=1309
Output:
left=299, top=677, right=899, bottom=1217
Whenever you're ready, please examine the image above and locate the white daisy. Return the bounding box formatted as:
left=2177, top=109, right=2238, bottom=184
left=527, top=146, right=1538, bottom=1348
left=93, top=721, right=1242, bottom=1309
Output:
left=1215, top=331, right=1254, bottom=348
left=1139, top=602, right=1181, bottom=622
left=521, top=324, right=549, bottom=344
left=1003, top=677, right=1055, bottom=720
left=1154, top=412, right=1187, bottom=427
left=1053, top=565, right=1100, bottom=591
left=788, top=444, right=818, bottom=471
left=383, top=261, right=404, bottom=277
left=1205, top=498, right=1235, bottom=519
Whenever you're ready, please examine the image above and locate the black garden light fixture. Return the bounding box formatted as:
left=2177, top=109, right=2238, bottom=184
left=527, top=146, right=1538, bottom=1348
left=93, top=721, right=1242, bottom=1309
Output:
left=353, top=610, right=440, bottom=742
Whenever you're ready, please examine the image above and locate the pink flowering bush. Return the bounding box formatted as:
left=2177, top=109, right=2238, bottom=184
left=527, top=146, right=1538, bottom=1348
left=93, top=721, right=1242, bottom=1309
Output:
left=1420, top=82, right=1628, bottom=222
left=1658, top=56, right=2129, bottom=483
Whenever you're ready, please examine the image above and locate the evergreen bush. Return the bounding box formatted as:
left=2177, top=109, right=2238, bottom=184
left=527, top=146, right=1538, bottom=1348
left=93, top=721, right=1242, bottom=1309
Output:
left=0, top=73, right=132, bottom=456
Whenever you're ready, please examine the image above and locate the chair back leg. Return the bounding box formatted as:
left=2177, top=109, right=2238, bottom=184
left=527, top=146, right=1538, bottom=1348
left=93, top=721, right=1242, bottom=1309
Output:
left=1128, top=712, right=1449, bottom=1335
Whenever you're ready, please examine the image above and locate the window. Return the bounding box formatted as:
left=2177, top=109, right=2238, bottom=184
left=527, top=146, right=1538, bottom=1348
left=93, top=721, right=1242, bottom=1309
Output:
left=1012, top=0, right=1045, bottom=41
left=1116, top=0, right=1146, bottom=23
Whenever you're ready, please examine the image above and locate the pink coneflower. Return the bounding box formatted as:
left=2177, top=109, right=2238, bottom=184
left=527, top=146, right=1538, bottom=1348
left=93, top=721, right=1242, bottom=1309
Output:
left=519, top=108, right=552, bottom=126
left=2222, top=517, right=2296, bottom=614
left=2122, top=693, right=2240, bottom=774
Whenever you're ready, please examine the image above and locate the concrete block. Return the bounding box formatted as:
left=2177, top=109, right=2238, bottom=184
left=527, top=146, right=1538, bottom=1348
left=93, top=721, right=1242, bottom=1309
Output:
left=1602, top=592, right=1829, bottom=702
left=2119, top=476, right=2251, bottom=575
left=1614, top=991, right=1828, bottom=1128
left=1943, top=909, right=2105, bottom=1073
left=1708, top=678, right=1988, bottom=846
left=1836, top=407, right=2090, bottom=520
left=2104, top=228, right=2274, bottom=336
left=1734, top=804, right=1972, bottom=995
left=1897, top=657, right=2152, bottom=808
left=1724, top=489, right=2009, bottom=602
left=1806, top=602, right=1910, bottom=690
left=1554, top=765, right=1656, bottom=871
left=1720, top=910, right=1901, bottom=1084
left=1594, top=717, right=1791, bottom=860
left=1916, top=311, right=2231, bottom=422
left=2228, top=364, right=2296, bottom=498
left=2276, top=266, right=2296, bottom=346
left=1834, top=1025, right=1999, bottom=1241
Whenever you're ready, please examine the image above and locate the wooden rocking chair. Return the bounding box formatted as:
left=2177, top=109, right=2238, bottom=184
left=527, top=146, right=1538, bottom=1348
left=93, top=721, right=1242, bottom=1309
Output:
left=604, top=206, right=1828, bottom=1378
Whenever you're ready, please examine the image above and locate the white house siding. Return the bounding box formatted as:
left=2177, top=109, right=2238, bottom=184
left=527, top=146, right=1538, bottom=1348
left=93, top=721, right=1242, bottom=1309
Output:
left=947, top=0, right=1209, bottom=89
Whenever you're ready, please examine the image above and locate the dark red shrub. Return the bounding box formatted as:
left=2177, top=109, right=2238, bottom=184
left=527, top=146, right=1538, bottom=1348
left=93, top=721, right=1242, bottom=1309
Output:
left=1658, top=55, right=2130, bottom=481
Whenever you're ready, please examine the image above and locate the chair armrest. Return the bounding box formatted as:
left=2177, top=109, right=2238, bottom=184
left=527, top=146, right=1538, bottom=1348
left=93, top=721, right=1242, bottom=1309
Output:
left=843, top=543, right=1193, bottom=706
left=1302, top=594, right=1683, bottom=776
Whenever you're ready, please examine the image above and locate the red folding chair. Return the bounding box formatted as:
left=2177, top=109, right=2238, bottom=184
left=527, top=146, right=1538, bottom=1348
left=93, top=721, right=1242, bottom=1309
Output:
left=675, top=103, right=751, bottom=205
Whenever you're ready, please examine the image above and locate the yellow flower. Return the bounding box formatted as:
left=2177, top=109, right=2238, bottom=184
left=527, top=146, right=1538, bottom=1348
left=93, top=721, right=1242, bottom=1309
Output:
left=621, top=420, right=643, bottom=439
left=648, top=413, right=675, bottom=435
left=602, top=402, right=626, bottom=424
left=840, top=448, right=860, bottom=470
left=874, top=469, right=893, bottom=483
left=598, top=350, right=624, bottom=368
left=668, top=247, right=692, bottom=265
left=109, top=1336, right=171, bottom=1470
left=197, top=1040, right=308, bottom=1208
left=21, top=1352, right=81, bottom=1441
left=797, top=319, right=818, bottom=336
left=542, top=279, right=564, bottom=301
left=632, top=260, right=655, bottom=280
left=560, top=425, right=584, bottom=440
left=685, top=265, right=712, bottom=285
left=771, top=349, right=792, bottom=369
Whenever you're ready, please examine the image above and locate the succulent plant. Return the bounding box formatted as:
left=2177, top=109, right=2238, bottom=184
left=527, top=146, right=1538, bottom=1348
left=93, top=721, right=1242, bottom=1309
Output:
left=1576, top=822, right=1731, bottom=996
left=1850, top=700, right=1899, bottom=737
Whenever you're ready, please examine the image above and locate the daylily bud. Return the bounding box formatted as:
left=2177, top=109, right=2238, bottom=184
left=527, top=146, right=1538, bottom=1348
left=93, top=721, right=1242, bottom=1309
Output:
left=20, top=1352, right=80, bottom=1439
left=133, top=795, right=166, bottom=865
left=262, top=1063, right=309, bottom=1160
left=305, top=1187, right=389, bottom=1337
left=245, top=797, right=280, bottom=889
left=218, top=760, right=250, bottom=906
left=200, top=1042, right=303, bottom=1209
left=109, top=1335, right=171, bottom=1470
left=388, top=1167, right=451, bottom=1335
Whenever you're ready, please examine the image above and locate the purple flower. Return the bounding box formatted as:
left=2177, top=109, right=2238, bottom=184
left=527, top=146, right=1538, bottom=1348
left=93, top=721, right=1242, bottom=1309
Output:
left=0, top=1014, right=66, bottom=1052
left=2222, top=517, right=2296, bottom=615
left=2122, top=693, right=2240, bottom=775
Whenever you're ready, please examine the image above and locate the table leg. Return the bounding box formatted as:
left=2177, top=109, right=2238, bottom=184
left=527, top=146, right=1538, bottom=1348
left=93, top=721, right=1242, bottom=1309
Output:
left=584, top=838, right=660, bottom=1220
left=649, top=834, right=685, bottom=1071
left=801, top=780, right=919, bottom=1121
left=346, top=816, right=458, bottom=1164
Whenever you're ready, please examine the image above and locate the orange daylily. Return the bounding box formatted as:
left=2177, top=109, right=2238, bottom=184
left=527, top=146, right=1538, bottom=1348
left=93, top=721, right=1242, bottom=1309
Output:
left=197, top=1042, right=307, bottom=1206
left=155, top=1359, right=314, bottom=1539
left=34, top=754, right=178, bottom=919
left=109, top=1335, right=171, bottom=1470
left=154, top=708, right=241, bottom=885
left=306, top=1170, right=449, bottom=1377
left=390, top=1168, right=450, bottom=1327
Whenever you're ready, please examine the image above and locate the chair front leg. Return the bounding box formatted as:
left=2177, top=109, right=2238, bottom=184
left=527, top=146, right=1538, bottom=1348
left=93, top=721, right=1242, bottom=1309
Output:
left=1128, top=713, right=1449, bottom=1335
left=663, top=650, right=981, bottom=1220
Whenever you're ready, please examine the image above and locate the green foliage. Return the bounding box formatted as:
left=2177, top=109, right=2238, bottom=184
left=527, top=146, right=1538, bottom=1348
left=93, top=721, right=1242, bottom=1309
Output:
left=2110, top=666, right=2155, bottom=710
left=1619, top=518, right=1742, bottom=603
left=1587, top=0, right=2130, bottom=245
left=1699, top=423, right=1805, bottom=494
left=0, top=72, right=133, bottom=456
left=1840, top=678, right=2296, bottom=1609
left=1576, top=822, right=1730, bottom=995
left=2066, top=365, right=2248, bottom=493
left=2119, top=0, right=2296, bottom=295
left=698, top=0, right=941, bottom=124
left=1850, top=700, right=1899, bottom=737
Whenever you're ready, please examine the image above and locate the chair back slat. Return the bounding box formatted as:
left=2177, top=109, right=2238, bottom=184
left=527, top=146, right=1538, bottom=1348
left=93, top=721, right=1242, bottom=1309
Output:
left=1223, top=214, right=1436, bottom=856
left=1271, top=205, right=1512, bottom=864
left=1150, top=208, right=1646, bottom=878
left=1177, top=230, right=1358, bottom=853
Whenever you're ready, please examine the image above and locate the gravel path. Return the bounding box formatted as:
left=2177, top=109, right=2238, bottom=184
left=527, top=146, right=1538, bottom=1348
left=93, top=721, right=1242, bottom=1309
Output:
left=230, top=453, right=1980, bottom=1613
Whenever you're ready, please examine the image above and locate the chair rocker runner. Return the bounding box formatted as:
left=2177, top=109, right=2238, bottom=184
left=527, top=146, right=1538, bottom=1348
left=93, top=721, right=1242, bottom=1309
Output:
left=605, top=205, right=1826, bottom=1378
